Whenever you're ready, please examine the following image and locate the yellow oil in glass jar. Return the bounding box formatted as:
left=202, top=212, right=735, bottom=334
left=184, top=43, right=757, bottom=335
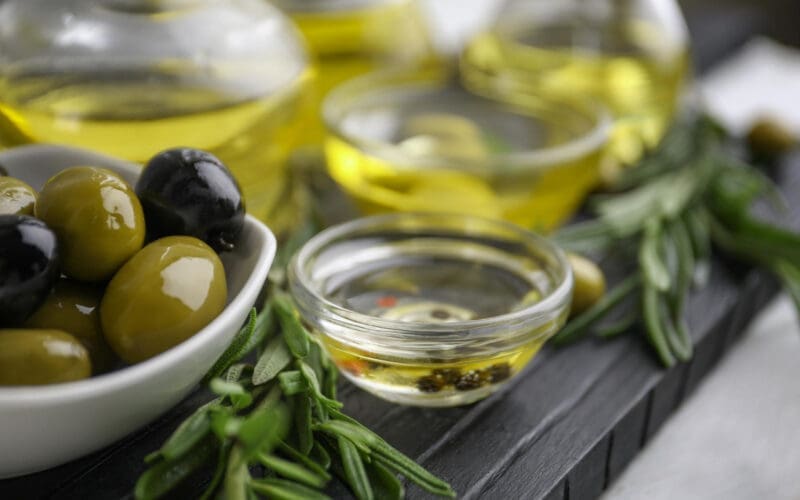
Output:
left=461, top=1, right=690, bottom=166
left=273, top=0, right=436, bottom=144
left=0, top=0, right=313, bottom=229
left=323, top=70, right=609, bottom=231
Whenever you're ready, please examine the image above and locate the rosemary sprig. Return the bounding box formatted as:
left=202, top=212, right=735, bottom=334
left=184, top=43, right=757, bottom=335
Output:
left=553, top=115, right=800, bottom=366
left=135, top=239, right=455, bottom=500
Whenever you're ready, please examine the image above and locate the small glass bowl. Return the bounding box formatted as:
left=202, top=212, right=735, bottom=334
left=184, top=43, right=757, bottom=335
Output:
left=288, top=213, right=573, bottom=407
left=323, top=69, right=610, bottom=231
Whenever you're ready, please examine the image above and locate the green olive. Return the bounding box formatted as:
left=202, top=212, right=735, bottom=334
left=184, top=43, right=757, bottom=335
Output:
left=25, top=279, right=117, bottom=373
left=100, top=236, right=227, bottom=364
left=35, top=166, right=145, bottom=281
left=746, top=118, right=796, bottom=158
left=568, top=252, right=606, bottom=316
left=0, top=176, right=37, bottom=215
left=0, top=329, right=91, bottom=385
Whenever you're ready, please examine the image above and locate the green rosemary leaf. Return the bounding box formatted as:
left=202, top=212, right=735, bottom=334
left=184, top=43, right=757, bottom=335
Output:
left=209, top=408, right=241, bottom=440
left=366, top=460, right=404, bottom=500
left=249, top=478, right=331, bottom=500
left=279, top=370, right=308, bottom=396
left=237, top=404, right=290, bottom=462
left=204, top=307, right=269, bottom=383
left=371, top=451, right=455, bottom=498
left=313, top=421, right=375, bottom=455
left=135, top=435, right=217, bottom=500
left=209, top=379, right=252, bottom=410
left=274, top=292, right=310, bottom=358
left=258, top=453, right=328, bottom=488
left=322, top=360, right=338, bottom=400
left=338, top=436, right=374, bottom=500
left=299, top=361, right=343, bottom=412
left=278, top=441, right=332, bottom=480
left=552, top=273, right=641, bottom=345
left=294, top=394, right=314, bottom=455
left=639, top=220, right=670, bottom=292
left=224, top=446, right=249, bottom=500
left=594, top=312, right=637, bottom=338
left=158, top=403, right=213, bottom=461
left=310, top=440, right=332, bottom=470
left=199, top=442, right=231, bottom=500
left=253, top=335, right=293, bottom=385
left=641, top=284, right=676, bottom=367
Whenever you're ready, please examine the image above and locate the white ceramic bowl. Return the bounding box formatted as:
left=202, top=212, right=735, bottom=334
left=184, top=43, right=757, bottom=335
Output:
left=0, top=145, right=276, bottom=478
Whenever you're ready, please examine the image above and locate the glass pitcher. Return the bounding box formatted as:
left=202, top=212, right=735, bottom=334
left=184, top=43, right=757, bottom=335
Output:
left=0, top=0, right=313, bottom=227
left=272, top=0, right=436, bottom=144
left=461, top=0, right=690, bottom=167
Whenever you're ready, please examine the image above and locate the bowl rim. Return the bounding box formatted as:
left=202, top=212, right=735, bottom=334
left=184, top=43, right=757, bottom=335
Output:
left=322, top=68, right=612, bottom=173
left=0, top=145, right=276, bottom=403
left=288, top=212, right=573, bottom=342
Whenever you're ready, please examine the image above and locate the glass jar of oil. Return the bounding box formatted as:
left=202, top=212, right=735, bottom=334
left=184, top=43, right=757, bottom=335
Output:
left=461, top=0, right=690, bottom=167
left=323, top=69, right=609, bottom=231
left=289, top=213, right=573, bottom=407
left=271, top=0, right=436, bottom=144
left=0, top=0, right=313, bottom=228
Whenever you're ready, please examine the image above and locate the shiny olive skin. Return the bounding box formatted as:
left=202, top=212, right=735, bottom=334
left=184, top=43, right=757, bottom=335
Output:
left=0, top=177, right=37, bottom=215
left=101, top=236, right=227, bottom=364
left=36, top=166, right=145, bottom=281
left=26, top=279, right=117, bottom=373
left=0, top=215, right=60, bottom=327
left=136, top=148, right=244, bottom=252
left=0, top=329, right=91, bottom=385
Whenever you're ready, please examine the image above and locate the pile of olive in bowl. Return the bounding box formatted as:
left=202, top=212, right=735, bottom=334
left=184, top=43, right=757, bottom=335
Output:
left=0, top=147, right=246, bottom=384
left=0, top=145, right=275, bottom=478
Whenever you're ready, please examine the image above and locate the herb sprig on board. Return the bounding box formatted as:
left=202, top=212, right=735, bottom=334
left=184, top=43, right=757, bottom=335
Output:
left=135, top=245, right=455, bottom=500
left=553, top=115, right=800, bottom=366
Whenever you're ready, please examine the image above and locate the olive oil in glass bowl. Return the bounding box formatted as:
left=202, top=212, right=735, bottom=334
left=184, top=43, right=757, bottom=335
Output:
left=0, top=0, right=313, bottom=230
left=323, top=69, right=610, bottom=231
left=289, top=213, right=573, bottom=407
left=271, top=0, right=437, bottom=145
left=460, top=0, right=690, bottom=166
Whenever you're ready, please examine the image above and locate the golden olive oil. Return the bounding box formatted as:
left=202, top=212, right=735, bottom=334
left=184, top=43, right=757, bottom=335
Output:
left=276, top=0, right=436, bottom=143
left=0, top=67, right=313, bottom=226
left=461, top=22, right=689, bottom=166
left=325, top=82, right=605, bottom=231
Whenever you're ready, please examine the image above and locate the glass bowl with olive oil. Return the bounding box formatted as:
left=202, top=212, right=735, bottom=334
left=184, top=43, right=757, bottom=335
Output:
left=288, top=213, right=573, bottom=407
left=323, top=69, right=610, bottom=232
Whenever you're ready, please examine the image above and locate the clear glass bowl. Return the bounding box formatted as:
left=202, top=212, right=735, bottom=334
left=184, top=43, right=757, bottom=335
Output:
left=288, top=213, right=573, bottom=407
left=323, top=69, right=610, bottom=231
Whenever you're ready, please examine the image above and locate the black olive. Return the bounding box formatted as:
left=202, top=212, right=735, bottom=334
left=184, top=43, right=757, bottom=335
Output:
left=135, top=148, right=245, bottom=252
left=0, top=215, right=60, bottom=326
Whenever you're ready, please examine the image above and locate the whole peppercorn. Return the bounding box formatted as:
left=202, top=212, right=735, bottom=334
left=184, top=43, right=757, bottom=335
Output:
left=431, top=368, right=462, bottom=385
left=417, top=375, right=444, bottom=393
left=455, top=370, right=484, bottom=391
left=484, top=363, right=512, bottom=384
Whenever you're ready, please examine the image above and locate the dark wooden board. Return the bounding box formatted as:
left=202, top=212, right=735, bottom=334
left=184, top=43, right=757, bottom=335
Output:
left=1, top=3, right=798, bottom=499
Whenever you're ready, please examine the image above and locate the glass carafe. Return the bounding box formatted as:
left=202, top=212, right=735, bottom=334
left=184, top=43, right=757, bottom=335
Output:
left=461, top=0, right=690, bottom=167
left=0, top=0, right=313, bottom=227
left=272, top=0, right=436, bottom=144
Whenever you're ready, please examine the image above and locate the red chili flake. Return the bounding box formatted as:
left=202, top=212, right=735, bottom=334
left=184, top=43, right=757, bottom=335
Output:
left=338, top=360, right=367, bottom=376
left=377, top=295, right=397, bottom=308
